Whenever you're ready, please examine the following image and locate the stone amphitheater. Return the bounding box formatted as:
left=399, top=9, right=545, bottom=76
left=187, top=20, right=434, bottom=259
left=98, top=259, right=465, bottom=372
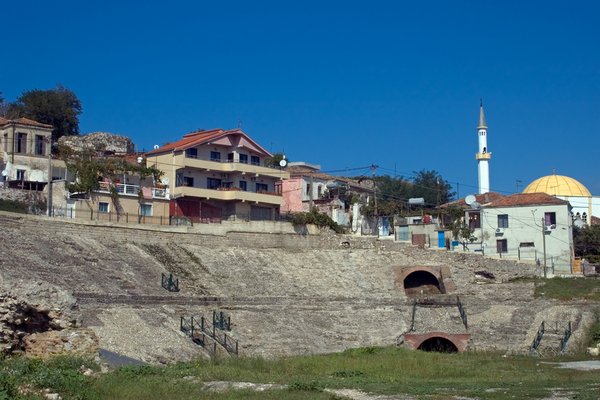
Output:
left=0, top=211, right=596, bottom=364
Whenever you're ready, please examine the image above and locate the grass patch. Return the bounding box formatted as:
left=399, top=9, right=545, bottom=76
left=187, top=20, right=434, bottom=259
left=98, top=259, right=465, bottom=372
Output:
left=534, top=277, right=600, bottom=301
left=2, top=348, right=600, bottom=399
left=0, top=198, right=29, bottom=214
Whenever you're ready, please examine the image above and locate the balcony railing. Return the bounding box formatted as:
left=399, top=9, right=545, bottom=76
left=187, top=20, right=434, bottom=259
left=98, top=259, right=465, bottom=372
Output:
left=97, top=182, right=169, bottom=199
left=184, top=152, right=281, bottom=170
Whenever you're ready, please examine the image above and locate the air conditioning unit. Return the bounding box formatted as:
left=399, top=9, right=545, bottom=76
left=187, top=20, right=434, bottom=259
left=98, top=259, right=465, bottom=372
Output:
left=544, top=226, right=552, bottom=233
left=495, top=228, right=504, bottom=234
left=550, top=224, right=556, bottom=229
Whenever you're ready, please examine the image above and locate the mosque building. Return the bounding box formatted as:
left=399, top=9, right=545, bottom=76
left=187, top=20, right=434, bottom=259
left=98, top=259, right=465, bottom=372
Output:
left=522, top=174, right=600, bottom=226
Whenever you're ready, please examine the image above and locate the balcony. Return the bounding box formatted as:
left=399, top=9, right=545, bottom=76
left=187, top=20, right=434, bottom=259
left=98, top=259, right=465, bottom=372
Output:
left=173, top=153, right=288, bottom=179
left=97, top=182, right=169, bottom=200
left=173, top=185, right=282, bottom=205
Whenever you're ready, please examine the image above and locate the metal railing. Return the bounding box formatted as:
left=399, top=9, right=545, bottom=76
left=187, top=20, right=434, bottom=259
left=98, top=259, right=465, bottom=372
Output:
left=559, top=321, right=572, bottom=354
left=213, top=311, right=231, bottom=331
left=530, top=321, right=545, bottom=355
left=409, top=300, right=417, bottom=332
left=180, top=313, right=238, bottom=357
left=456, top=296, right=468, bottom=330
left=161, top=273, right=179, bottom=292
left=97, top=182, right=169, bottom=199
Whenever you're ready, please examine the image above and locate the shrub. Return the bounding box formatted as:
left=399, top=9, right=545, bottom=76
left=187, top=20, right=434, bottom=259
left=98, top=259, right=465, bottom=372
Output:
left=290, top=209, right=345, bottom=234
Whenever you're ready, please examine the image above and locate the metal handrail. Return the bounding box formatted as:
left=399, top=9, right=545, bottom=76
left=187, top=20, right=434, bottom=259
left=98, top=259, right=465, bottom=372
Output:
left=456, top=295, right=468, bottom=330
left=559, top=321, right=572, bottom=354
left=530, top=321, right=545, bottom=354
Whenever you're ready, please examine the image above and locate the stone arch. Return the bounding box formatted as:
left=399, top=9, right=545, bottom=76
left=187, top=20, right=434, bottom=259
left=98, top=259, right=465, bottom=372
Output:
left=404, top=270, right=442, bottom=296
left=394, top=266, right=456, bottom=297
left=404, top=332, right=470, bottom=353
left=417, top=336, right=458, bottom=353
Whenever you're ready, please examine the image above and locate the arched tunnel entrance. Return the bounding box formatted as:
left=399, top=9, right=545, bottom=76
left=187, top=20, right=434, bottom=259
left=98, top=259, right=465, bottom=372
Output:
left=403, top=270, right=443, bottom=297
left=417, top=336, right=458, bottom=353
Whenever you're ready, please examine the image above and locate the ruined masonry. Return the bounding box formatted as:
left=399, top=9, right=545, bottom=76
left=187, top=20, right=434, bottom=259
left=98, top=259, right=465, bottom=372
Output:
left=0, top=211, right=594, bottom=363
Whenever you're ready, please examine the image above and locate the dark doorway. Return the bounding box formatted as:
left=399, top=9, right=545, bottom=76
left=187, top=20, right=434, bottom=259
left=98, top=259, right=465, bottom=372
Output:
left=417, top=337, right=458, bottom=353
left=403, top=271, right=443, bottom=296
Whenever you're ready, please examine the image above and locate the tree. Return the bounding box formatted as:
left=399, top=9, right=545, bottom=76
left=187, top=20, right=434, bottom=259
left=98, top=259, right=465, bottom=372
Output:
left=8, top=85, right=82, bottom=143
left=412, top=169, right=454, bottom=206
left=574, top=225, right=600, bottom=263
left=264, top=152, right=288, bottom=168
left=0, top=91, right=7, bottom=117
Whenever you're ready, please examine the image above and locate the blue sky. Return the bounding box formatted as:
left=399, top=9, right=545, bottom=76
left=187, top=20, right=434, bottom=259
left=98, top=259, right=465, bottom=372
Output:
left=2, top=1, right=599, bottom=196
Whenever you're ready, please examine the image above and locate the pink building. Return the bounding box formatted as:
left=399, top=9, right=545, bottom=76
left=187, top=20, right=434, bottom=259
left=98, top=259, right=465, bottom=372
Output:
left=281, top=162, right=371, bottom=226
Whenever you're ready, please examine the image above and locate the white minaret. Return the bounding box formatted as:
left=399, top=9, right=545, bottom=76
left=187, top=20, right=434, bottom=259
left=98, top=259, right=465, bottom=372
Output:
left=476, top=101, right=491, bottom=194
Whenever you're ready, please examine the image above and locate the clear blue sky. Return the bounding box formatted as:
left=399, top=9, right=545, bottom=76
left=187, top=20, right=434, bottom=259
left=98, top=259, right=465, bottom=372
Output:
left=2, top=1, right=599, bottom=197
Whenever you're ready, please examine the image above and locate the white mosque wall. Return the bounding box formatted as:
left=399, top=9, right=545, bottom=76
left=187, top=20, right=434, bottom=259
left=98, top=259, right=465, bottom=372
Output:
left=557, top=196, right=600, bottom=223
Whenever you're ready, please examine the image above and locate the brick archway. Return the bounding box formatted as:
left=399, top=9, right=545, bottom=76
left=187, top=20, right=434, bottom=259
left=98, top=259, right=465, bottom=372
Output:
left=394, top=266, right=456, bottom=297
left=404, top=332, right=471, bottom=352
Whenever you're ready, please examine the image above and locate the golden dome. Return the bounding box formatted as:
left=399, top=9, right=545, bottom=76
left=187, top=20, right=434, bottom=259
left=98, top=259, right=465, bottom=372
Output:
left=522, top=174, right=591, bottom=197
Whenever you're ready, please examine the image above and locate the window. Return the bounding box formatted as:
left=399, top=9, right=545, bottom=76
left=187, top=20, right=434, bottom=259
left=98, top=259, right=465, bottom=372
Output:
left=35, top=135, right=45, bottom=155
left=16, top=133, right=27, bottom=153
left=3, top=134, right=7, bottom=151
left=98, top=202, right=109, bottom=213
left=239, top=154, right=248, bottom=164
left=544, top=212, right=556, bottom=227
left=496, top=239, right=508, bottom=253
left=183, top=176, right=194, bottom=187
left=207, top=177, right=221, bottom=189
left=519, top=242, right=535, bottom=248
left=251, top=155, right=260, bottom=166
left=256, top=183, right=268, bottom=192
left=140, top=204, right=152, bottom=217
left=16, top=169, right=26, bottom=181
left=185, top=148, right=198, bottom=158
left=239, top=180, right=247, bottom=191
left=210, top=151, right=221, bottom=162
left=227, top=153, right=234, bottom=162
left=498, top=214, right=509, bottom=228
left=317, top=185, right=323, bottom=198
left=468, top=211, right=480, bottom=229
left=306, top=183, right=312, bottom=196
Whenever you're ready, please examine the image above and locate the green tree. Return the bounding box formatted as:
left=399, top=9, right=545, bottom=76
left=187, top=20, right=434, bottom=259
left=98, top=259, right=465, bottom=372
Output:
left=264, top=152, right=288, bottom=168
left=412, top=169, right=454, bottom=206
left=574, top=225, right=600, bottom=263
left=8, top=85, right=82, bottom=143
left=0, top=91, right=7, bottom=117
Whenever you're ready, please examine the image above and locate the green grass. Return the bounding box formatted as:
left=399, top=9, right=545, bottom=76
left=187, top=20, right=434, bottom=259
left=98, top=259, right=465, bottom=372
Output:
left=0, top=199, right=29, bottom=214
left=2, top=348, right=600, bottom=399
left=534, top=277, right=600, bottom=301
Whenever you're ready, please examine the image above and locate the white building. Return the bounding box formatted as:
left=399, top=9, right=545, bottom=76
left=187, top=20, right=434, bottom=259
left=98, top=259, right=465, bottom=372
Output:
left=479, top=193, right=573, bottom=274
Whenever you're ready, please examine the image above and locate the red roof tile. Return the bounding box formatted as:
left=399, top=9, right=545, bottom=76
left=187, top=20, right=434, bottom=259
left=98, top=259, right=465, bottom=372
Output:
left=440, top=192, right=505, bottom=208
left=0, top=117, right=53, bottom=129
left=485, top=192, right=569, bottom=208
left=146, top=128, right=271, bottom=157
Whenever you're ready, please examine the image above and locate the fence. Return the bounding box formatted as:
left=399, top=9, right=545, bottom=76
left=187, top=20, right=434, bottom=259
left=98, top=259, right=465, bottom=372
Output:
left=161, top=273, right=179, bottom=292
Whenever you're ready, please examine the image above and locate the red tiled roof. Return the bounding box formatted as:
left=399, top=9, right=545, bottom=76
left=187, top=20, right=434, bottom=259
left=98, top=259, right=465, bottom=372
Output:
left=287, top=166, right=373, bottom=191
left=146, top=128, right=271, bottom=157
left=440, top=192, right=504, bottom=208
left=0, top=117, right=53, bottom=129
left=485, top=192, right=569, bottom=208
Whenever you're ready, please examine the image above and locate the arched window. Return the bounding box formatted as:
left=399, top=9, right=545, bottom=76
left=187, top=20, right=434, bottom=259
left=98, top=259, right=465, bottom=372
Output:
left=582, top=212, right=588, bottom=223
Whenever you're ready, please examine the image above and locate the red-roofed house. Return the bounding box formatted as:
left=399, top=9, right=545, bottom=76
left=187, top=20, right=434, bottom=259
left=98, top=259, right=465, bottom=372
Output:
left=146, top=128, right=289, bottom=222
left=1, top=117, right=53, bottom=189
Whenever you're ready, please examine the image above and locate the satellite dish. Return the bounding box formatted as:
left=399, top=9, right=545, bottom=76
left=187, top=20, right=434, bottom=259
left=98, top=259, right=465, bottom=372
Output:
left=162, top=177, right=169, bottom=186
left=465, top=194, right=477, bottom=206
left=137, top=156, right=144, bottom=164
left=279, top=159, right=288, bottom=168
left=471, top=201, right=481, bottom=209
left=153, top=144, right=159, bottom=150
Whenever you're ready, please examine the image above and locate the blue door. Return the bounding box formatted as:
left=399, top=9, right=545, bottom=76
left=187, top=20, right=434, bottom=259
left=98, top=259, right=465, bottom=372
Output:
left=437, top=231, right=445, bottom=248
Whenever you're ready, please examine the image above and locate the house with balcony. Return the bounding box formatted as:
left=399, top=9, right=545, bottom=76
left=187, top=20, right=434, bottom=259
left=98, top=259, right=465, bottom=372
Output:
left=62, top=153, right=171, bottom=222
left=0, top=117, right=53, bottom=189
left=146, top=128, right=289, bottom=222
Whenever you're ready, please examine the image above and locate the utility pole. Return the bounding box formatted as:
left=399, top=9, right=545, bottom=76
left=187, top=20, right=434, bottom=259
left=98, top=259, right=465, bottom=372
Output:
left=46, top=138, right=53, bottom=217
left=370, top=164, right=378, bottom=216
left=541, top=217, right=547, bottom=278
left=308, top=173, right=314, bottom=210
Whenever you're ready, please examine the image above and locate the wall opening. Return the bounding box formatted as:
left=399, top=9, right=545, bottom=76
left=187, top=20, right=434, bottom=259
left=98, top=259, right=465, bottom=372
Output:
left=403, top=270, right=443, bottom=297
left=417, top=337, right=458, bottom=353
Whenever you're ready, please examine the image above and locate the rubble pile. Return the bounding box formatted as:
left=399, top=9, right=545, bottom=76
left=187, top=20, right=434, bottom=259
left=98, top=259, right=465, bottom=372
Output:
left=0, top=277, right=98, bottom=357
